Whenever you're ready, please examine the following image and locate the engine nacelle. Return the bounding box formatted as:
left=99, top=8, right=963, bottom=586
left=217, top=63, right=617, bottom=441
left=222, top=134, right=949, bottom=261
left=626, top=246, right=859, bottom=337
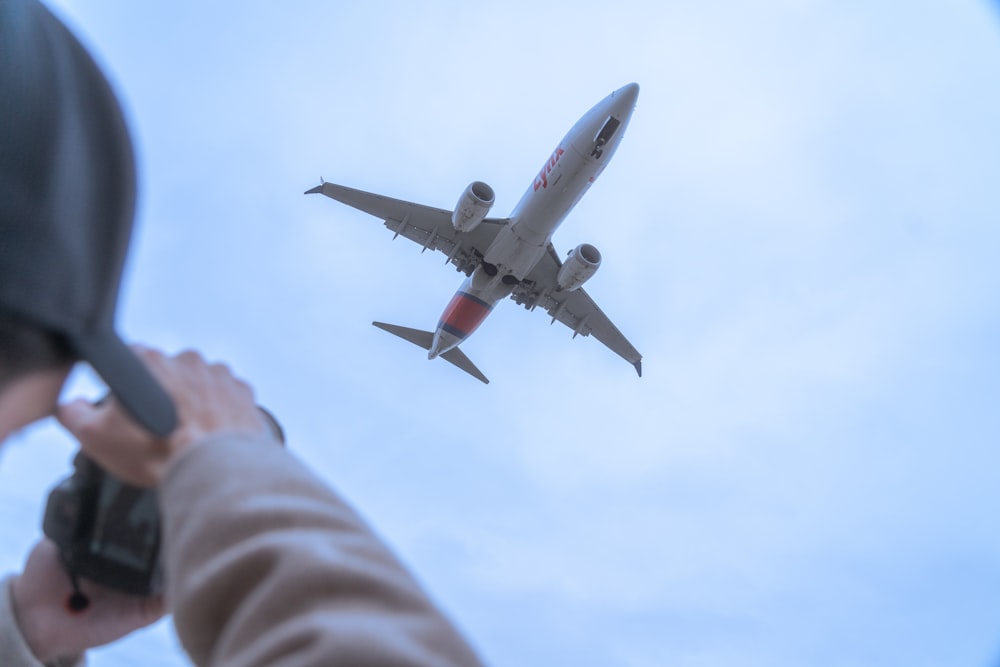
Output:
left=452, top=181, right=495, bottom=233
left=556, top=243, right=602, bottom=291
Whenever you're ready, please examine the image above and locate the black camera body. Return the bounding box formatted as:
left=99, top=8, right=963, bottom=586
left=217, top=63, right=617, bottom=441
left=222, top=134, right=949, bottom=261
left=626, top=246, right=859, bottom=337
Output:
left=42, top=406, right=284, bottom=597
left=43, top=453, right=163, bottom=597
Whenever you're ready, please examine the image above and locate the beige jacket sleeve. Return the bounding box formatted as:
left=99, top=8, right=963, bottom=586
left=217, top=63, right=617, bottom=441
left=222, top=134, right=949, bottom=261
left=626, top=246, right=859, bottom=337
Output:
left=0, top=576, right=44, bottom=667
left=0, top=577, right=83, bottom=667
left=159, top=434, right=485, bottom=667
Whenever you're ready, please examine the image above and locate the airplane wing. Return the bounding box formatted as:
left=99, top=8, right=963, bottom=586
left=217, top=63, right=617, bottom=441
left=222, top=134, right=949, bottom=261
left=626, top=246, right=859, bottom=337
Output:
left=511, top=244, right=643, bottom=376
left=306, top=182, right=508, bottom=276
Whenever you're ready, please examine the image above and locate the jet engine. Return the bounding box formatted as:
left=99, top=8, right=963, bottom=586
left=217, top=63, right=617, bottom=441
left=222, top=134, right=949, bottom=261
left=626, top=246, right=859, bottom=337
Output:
left=452, top=181, right=495, bottom=233
left=556, top=243, right=601, bottom=291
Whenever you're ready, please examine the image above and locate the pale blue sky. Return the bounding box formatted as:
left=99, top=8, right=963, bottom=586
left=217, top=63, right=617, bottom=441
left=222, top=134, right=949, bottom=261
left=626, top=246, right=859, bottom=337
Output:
left=2, top=2, right=999, bottom=665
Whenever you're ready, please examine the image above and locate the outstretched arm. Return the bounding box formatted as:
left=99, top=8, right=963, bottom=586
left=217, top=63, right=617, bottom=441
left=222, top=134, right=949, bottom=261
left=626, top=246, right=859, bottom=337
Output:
left=161, top=435, right=485, bottom=667
left=58, top=346, right=483, bottom=667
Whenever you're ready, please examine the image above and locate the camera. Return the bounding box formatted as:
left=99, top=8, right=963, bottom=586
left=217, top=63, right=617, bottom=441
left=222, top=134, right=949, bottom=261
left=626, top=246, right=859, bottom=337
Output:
left=42, top=406, right=285, bottom=598
left=43, top=452, right=163, bottom=596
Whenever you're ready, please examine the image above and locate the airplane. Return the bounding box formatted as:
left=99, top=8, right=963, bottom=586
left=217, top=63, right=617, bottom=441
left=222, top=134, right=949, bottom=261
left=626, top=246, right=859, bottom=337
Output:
left=306, top=82, right=642, bottom=384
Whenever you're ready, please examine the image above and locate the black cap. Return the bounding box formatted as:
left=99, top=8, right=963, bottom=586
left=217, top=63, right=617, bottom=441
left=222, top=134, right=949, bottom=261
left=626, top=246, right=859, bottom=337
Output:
left=0, top=1, right=176, bottom=436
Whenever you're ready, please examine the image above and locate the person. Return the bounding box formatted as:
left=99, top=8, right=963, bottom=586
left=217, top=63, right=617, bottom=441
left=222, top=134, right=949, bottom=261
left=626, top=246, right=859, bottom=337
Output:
left=0, top=2, right=485, bottom=665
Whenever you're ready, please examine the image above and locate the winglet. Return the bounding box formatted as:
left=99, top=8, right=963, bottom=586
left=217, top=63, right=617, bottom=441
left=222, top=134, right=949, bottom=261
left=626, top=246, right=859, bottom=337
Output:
left=633, top=359, right=642, bottom=378
left=305, top=182, right=325, bottom=195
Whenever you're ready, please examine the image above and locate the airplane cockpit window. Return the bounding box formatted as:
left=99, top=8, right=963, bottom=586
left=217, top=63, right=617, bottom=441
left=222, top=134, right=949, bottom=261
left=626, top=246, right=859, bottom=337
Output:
left=591, top=116, right=621, bottom=158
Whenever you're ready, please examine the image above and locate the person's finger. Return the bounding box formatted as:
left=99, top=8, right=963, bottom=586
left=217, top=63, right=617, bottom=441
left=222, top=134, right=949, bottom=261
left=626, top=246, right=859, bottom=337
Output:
left=54, top=398, right=100, bottom=439
left=57, top=396, right=162, bottom=486
left=76, top=573, right=167, bottom=623
left=175, top=349, right=206, bottom=367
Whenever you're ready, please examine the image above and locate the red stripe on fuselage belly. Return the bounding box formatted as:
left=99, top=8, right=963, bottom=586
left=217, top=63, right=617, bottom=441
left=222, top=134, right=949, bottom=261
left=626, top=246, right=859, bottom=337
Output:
left=438, top=291, right=493, bottom=340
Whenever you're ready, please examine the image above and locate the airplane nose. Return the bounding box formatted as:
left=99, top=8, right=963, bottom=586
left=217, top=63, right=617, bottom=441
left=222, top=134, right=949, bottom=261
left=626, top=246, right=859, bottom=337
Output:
left=615, top=82, right=639, bottom=107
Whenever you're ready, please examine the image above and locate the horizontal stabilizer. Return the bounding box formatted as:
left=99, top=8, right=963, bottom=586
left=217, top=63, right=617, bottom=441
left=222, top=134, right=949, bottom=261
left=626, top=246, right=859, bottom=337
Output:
left=372, top=321, right=433, bottom=350
left=372, top=321, right=489, bottom=384
left=441, top=347, right=489, bottom=384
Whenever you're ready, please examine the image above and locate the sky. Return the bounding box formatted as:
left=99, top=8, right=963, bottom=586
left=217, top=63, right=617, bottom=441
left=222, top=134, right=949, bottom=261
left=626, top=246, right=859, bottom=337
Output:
left=2, top=1, right=1000, bottom=665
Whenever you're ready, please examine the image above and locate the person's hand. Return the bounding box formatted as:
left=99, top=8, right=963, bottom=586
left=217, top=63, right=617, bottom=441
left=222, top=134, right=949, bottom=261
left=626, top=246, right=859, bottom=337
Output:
left=11, top=539, right=164, bottom=664
left=56, top=347, right=269, bottom=487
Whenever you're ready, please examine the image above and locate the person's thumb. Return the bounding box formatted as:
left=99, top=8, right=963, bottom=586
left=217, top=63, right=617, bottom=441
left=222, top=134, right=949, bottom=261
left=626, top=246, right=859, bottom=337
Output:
left=54, top=398, right=98, bottom=440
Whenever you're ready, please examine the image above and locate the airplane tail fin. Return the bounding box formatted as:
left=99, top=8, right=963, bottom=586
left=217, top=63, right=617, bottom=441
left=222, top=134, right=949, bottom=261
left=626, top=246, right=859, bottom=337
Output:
left=372, top=322, right=489, bottom=384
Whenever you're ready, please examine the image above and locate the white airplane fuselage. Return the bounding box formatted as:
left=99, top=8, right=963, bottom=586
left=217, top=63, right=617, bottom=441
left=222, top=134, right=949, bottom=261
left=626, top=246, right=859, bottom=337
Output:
left=429, top=82, right=639, bottom=359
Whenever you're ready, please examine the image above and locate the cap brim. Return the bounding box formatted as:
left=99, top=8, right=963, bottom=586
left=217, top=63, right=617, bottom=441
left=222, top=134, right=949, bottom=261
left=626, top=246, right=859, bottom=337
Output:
left=69, top=331, right=178, bottom=437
